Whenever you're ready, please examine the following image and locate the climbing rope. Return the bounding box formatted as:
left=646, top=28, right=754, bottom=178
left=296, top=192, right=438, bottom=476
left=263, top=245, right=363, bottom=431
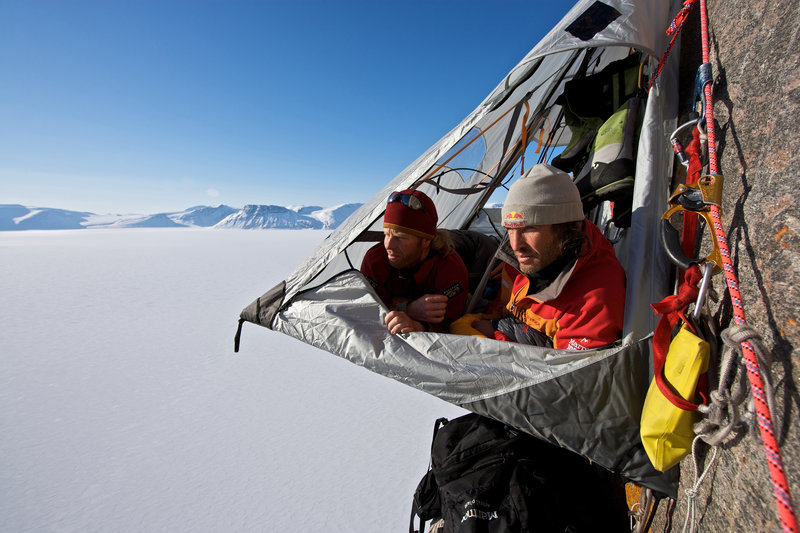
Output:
left=649, top=0, right=698, bottom=91
left=696, top=0, right=798, bottom=530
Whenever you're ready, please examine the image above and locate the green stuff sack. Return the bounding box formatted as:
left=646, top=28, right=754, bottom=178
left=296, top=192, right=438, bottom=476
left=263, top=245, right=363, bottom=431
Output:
left=552, top=53, right=644, bottom=176
left=573, top=95, right=644, bottom=226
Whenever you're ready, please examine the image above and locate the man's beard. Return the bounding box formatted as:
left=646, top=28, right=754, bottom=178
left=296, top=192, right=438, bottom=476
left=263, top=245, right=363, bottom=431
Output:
left=387, top=244, right=425, bottom=269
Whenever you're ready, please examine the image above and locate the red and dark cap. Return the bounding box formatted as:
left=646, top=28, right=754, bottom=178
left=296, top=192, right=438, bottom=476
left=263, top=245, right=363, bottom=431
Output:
left=383, top=189, right=437, bottom=239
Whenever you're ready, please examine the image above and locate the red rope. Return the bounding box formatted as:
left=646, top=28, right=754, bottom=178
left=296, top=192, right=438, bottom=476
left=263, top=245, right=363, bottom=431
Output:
left=697, top=1, right=798, bottom=530
left=649, top=0, right=697, bottom=90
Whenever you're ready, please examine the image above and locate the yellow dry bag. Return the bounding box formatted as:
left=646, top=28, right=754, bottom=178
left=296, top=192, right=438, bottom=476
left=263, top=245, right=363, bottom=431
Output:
left=640, top=322, right=710, bottom=471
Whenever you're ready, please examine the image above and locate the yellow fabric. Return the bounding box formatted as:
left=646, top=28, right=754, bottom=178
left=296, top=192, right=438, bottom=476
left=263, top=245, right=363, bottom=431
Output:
left=449, top=313, right=490, bottom=337
left=640, top=324, right=710, bottom=471
left=625, top=482, right=642, bottom=510
left=506, top=278, right=561, bottom=346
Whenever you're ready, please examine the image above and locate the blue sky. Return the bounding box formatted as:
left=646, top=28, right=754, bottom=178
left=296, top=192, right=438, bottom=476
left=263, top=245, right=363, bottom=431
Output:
left=1, top=0, right=574, bottom=214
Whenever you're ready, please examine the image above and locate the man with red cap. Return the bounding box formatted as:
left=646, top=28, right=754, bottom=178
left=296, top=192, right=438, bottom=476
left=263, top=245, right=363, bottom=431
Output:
left=360, top=189, right=468, bottom=334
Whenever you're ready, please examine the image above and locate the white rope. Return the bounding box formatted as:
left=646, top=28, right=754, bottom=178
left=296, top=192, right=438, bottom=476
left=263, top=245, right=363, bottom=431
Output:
left=681, top=436, right=718, bottom=533
left=629, top=501, right=640, bottom=532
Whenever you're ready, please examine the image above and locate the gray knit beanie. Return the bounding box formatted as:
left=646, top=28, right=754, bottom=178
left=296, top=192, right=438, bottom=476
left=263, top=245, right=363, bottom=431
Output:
left=501, top=164, right=584, bottom=228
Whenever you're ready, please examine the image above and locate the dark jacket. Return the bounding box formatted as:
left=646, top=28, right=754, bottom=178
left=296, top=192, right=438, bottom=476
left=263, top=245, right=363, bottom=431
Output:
left=361, top=244, right=468, bottom=332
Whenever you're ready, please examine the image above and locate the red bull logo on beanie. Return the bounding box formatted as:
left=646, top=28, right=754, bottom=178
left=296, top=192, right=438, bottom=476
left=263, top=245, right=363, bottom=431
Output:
left=503, top=211, right=526, bottom=228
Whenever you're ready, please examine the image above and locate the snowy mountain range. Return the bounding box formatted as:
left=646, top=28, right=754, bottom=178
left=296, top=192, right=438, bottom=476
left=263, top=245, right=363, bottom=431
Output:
left=0, top=203, right=362, bottom=231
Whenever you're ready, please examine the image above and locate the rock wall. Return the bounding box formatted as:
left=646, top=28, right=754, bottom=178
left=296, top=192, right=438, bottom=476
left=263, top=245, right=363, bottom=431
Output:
left=651, top=0, right=800, bottom=531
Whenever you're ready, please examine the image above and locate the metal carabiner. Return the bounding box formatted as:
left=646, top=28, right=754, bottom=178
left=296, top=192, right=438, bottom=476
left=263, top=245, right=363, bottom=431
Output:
left=692, top=63, right=713, bottom=130
left=670, top=118, right=699, bottom=169
left=692, top=261, right=714, bottom=321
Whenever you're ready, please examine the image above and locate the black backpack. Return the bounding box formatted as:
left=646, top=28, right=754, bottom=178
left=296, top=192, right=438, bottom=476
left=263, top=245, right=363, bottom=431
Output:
left=410, top=413, right=629, bottom=533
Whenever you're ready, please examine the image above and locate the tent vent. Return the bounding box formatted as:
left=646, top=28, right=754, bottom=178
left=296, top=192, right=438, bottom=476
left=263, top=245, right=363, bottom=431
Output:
left=566, top=1, right=621, bottom=41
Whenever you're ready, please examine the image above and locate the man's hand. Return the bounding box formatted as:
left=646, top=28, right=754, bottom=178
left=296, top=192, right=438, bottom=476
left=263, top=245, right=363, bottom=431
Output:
left=406, top=294, right=448, bottom=324
left=385, top=310, right=425, bottom=334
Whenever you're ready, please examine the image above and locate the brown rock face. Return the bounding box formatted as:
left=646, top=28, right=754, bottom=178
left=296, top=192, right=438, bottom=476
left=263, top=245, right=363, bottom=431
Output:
left=650, top=0, right=800, bottom=531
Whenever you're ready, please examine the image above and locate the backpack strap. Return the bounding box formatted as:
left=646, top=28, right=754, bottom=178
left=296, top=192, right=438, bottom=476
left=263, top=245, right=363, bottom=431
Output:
left=409, top=417, right=449, bottom=533
left=409, top=506, right=421, bottom=533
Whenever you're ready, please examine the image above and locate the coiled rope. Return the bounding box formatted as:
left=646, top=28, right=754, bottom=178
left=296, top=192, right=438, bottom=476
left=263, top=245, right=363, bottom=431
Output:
left=695, top=325, right=776, bottom=446
left=682, top=325, right=777, bottom=532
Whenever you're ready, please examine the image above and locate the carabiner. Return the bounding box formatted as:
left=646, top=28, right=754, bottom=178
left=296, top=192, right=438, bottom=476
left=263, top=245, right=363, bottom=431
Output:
left=692, top=262, right=714, bottom=321
left=692, top=63, right=713, bottom=130
left=670, top=118, right=699, bottom=169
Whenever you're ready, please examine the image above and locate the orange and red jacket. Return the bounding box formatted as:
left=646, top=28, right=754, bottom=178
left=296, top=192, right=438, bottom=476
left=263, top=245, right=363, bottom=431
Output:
left=503, top=220, right=626, bottom=350
left=360, top=244, right=468, bottom=332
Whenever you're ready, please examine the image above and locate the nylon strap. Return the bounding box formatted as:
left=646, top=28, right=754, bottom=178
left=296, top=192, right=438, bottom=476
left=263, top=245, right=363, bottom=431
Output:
left=651, top=265, right=703, bottom=411
left=519, top=101, right=530, bottom=175
left=679, top=126, right=704, bottom=285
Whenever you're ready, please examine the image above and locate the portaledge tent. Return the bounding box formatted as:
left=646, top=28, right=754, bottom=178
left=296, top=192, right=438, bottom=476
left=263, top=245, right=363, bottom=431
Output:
left=238, top=0, right=682, bottom=497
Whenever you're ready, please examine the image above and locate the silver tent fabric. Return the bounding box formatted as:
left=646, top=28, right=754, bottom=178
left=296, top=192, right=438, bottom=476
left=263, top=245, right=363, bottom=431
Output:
left=239, top=0, right=682, bottom=497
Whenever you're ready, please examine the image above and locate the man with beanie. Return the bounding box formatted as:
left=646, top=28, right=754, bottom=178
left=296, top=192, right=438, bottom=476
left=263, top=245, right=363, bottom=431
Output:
left=361, top=189, right=469, bottom=334
left=443, top=165, right=630, bottom=532
left=469, top=163, right=625, bottom=349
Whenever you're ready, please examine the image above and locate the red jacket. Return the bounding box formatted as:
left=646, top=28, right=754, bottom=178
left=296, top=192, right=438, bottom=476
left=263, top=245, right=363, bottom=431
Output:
left=505, top=221, right=625, bottom=350
left=361, top=244, right=468, bottom=332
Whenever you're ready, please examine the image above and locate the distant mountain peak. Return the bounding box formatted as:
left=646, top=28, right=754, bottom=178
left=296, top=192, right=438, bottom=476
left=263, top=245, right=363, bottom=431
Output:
left=215, top=204, right=322, bottom=229
left=0, top=203, right=362, bottom=231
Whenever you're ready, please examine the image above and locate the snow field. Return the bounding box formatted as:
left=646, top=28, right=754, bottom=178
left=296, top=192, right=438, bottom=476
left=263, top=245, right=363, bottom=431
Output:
left=0, top=228, right=465, bottom=532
